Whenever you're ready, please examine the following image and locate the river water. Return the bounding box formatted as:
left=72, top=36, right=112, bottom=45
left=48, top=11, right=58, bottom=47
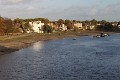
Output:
left=0, top=34, right=120, bottom=80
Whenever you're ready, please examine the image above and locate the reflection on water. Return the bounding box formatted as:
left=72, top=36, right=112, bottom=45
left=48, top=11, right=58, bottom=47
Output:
left=32, top=41, right=43, bottom=51
left=0, top=34, right=120, bottom=80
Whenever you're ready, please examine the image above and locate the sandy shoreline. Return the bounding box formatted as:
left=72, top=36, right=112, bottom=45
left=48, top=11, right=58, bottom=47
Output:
left=0, top=31, right=118, bottom=55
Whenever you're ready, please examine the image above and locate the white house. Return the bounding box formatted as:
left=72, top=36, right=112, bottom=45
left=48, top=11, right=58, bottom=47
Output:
left=118, top=24, right=120, bottom=28
left=48, top=22, right=59, bottom=31
left=97, top=24, right=101, bottom=26
left=82, top=26, right=88, bottom=30
left=89, top=25, right=95, bottom=30
left=74, top=22, right=82, bottom=29
left=60, top=24, right=67, bottom=31
left=112, top=22, right=118, bottom=26
left=29, top=21, right=44, bottom=33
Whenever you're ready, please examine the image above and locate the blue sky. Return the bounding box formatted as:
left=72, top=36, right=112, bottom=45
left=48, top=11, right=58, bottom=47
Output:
left=0, top=0, right=120, bottom=21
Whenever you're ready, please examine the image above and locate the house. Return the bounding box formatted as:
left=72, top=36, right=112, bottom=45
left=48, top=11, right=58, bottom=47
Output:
left=82, top=23, right=87, bottom=30
left=81, top=26, right=86, bottom=30
left=89, top=25, right=95, bottom=30
left=97, top=24, right=101, bottom=26
left=82, top=23, right=95, bottom=30
left=74, top=22, right=83, bottom=29
left=118, top=23, right=120, bottom=28
left=48, top=22, right=59, bottom=31
left=59, top=24, right=67, bottom=31
left=29, top=21, right=44, bottom=33
left=112, top=22, right=118, bottom=27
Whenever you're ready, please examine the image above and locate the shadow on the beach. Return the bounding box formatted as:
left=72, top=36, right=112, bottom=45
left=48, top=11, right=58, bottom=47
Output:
left=0, top=45, right=18, bottom=55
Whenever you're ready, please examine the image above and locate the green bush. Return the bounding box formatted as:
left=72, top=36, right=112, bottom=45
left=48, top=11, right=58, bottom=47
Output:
left=43, top=25, right=53, bottom=33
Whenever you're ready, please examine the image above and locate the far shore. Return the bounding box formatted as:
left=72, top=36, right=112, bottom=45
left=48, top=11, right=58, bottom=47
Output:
left=0, top=31, right=119, bottom=55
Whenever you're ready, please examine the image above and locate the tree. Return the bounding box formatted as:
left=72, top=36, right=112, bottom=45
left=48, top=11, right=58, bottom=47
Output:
left=0, top=17, right=5, bottom=33
left=73, top=20, right=77, bottom=23
left=14, top=18, right=23, bottom=23
left=0, top=18, right=21, bottom=33
left=84, top=20, right=90, bottom=24
left=42, top=25, right=53, bottom=33
left=96, top=22, right=114, bottom=31
left=91, top=19, right=97, bottom=25
left=65, top=19, right=73, bottom=29
left=36, top=18, right=49, bottom=24
left=4, top=19, right=14, bottom=33
left=24, top=22, right=34, bottom=32
left=44, top=18, right=49, bottom=24
left=57, top=19, right=64, bottom=26
left=99, top=20, right=108, bottom=25
left=0, top=16, right=4, bottom=25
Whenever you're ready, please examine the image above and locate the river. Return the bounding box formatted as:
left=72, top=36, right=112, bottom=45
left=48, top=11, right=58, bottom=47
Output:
left=0, top=34, right=120, bottom=80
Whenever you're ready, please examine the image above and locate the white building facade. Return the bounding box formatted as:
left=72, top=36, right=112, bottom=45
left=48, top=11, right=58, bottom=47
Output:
left=29, top=21, right=44, bottom=33
left=74, top=23, right=82, bottom=29
left=60, top=24, right=67, bottom=31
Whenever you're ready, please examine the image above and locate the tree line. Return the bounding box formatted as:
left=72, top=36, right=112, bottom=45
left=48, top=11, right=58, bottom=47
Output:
left=0, top=17, right=21, bottom=34
left=0, top=16, right=120, bottom=34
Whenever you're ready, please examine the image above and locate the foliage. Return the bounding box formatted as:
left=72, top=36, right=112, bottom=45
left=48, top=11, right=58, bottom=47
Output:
left=90, top=19, right=97, bottom=25
left=42, top=25, right=53, bottom=33
left=57, top=19, right=64, bottom=26
left=99, top=20, right=108, bottom=24
left=1, top=16, right=120, bottom=34
left=35, top=18, right=49, bottom=24
left=23, top=18, right=50, bottom=24
left=65, top=20, right=73, bottom=30
left=14, top=18, right=23, bottom=23
left=24, top=22, right=34, bottom=32
left=0, top=17, right=21, bottom=33
left=96, top=22, right=119, bottom=31
left=0, top=17, right=5, bottom=33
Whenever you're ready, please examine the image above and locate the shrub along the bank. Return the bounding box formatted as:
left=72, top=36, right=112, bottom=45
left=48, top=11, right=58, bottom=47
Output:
left=42, top=25, right=53, bottom=33
left=96, top=23, right=120, bottom=32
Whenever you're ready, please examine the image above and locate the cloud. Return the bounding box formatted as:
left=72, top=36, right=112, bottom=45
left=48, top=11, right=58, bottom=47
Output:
left=0, top=0, right=120, bottom=21
left=0, top=0, right=33, bottom=5
left=60, top=6, right=99, bottom=17
left=52, top=3, right=120, bottom=21
left=0, top=0, right=48, bottom=5
left=89, top=8, right=97, bottom=16
left=26, top=6, right=34, bottom=11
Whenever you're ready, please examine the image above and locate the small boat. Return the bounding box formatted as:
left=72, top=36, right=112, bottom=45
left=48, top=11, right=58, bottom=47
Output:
left=93, top=33, right=109, bottom=38
left=94, top=35, right=101, bottom=38
left=104, top=33, right=109, bottom=36
left=73, top=38, right=76, bottom=40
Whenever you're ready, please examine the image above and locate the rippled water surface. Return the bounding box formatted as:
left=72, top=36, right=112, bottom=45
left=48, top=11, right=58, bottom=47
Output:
left=0, top=34, right=120, bottom=80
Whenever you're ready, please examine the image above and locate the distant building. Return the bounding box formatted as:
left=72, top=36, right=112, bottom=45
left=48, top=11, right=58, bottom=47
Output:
left=112, top=22, right=118, bottom=26
left=81, top=23, right=87, bottom=30
left=83, top=25, right=88, bottom=30
left=74, top=22, right=83, bottom=29
left=10, top=18, right=14, bottom=21
left=82, top=23, right=95, bottom=30
left=59, top=24, right=67, bottom=31
left=29, top=21, right=44, bottom=33
left=48, top=22, right=59, bottom=31
left=118, top=24, right=120, bottom=28
left=97, top=24, right=101, bottom=26
left=89, top=25, right=95, bottom=30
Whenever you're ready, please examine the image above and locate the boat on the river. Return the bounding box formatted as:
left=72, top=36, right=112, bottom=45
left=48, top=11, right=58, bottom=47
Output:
left=93, top=33, right=109, bottom=38
left=73, top=38, right=76, bottom=40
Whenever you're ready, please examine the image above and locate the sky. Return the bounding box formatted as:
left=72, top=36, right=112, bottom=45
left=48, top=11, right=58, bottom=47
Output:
left=0, top=0, right=120, bottom=21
